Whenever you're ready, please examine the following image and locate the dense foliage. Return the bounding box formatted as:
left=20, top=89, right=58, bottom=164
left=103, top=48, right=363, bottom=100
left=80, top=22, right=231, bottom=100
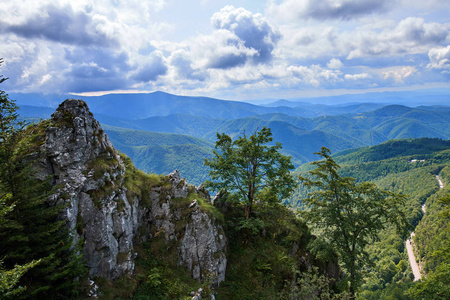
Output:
left=104, top=125, right=213, bottom=185
left=300, top=147, right=410, bottom=298
left=215, top=201, right=345, bottom=299
left=293, top=138, right=450, bottom=299
left=205, top=127, right=295, bottom=220
left=0, top=63, right=87, bottom=299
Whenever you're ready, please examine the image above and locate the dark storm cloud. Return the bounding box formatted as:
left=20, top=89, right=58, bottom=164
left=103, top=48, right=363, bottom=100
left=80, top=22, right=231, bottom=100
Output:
left=1, top=4, right=117, bottom=47
left=65, top=77, right=128, bottom=93
left=65, top=47, right=130, bottom=74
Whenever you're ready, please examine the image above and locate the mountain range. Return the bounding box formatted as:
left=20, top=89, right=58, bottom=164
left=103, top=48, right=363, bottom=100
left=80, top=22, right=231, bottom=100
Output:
left=14, top=90, right=450, bottom=185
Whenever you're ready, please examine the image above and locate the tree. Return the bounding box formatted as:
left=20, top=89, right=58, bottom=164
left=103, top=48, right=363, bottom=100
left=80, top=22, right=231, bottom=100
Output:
left=0, top=194, right=41, bottom=298
left=0, top=59, right=87, bottom=299
left=0, top=58, right=26, bottom=193
left=299, top=147, right=410, bottom=299
left=204, top=127, right=295, bottom=219
left=0, top=58, right=40, bottom=299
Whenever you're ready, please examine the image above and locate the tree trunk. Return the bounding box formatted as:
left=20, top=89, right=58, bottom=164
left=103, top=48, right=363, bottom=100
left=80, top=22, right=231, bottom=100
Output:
left=349, top=262, right=356, bottom=300
left=244, top=205, right=250, bottom=219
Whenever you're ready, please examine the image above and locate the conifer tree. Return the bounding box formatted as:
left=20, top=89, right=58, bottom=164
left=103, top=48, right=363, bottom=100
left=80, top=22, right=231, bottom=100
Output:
left=0, top=58, right=39, bottom=299
left=0, top=59, right=87, bottom=299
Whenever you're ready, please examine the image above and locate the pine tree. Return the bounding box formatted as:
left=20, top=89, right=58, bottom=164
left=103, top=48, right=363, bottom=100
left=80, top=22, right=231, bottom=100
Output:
left=0, top=59, right=87, bottom=299
left=1, top=161, right=87, bottom=299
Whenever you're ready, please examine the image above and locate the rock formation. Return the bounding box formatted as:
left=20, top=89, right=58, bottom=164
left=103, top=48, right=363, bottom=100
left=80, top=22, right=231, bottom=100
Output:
left=34, top=99, right=227, bottom=283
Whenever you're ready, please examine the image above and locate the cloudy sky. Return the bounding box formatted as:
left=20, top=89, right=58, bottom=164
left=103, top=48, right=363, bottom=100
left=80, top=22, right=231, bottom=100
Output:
left=1, top=0, right=450, bottom=100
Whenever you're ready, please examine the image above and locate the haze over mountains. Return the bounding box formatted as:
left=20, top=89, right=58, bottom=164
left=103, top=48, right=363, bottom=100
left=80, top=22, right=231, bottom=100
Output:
left=15, top=89, right=450, bottom=184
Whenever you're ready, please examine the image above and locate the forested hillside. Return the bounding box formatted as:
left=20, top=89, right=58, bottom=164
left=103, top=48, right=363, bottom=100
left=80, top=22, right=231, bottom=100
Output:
left=18, top=98, right=450, bottom=185
left=103, top=125, right=214, bottom=185
left=292, top=138, right=450, bottom=299
left=5, top=89, right=450, bottom=298
left=2, top=97, right=346, bottom=299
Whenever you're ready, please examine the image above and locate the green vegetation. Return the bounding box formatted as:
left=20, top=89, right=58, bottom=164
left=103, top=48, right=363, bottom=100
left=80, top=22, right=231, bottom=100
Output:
left=202, top=128, right=346, bottom=299
left=205, top=127, right=295, bottom=220
left=407, top=192, right=450, bottom=299
left=19, top=102, right=448, bottom=187
left=0, top=64, right=87, bottom=299
left=299, top=147, right=410, bottom=299
left=0, top=63, right=41, bottom=298
left=292, top=138, right=450, bottom=299
left=104, top=125, right=213, bottom=185
left=214, top=196, right=348, bottom=299
left=121, top=153, right=162, bottom=205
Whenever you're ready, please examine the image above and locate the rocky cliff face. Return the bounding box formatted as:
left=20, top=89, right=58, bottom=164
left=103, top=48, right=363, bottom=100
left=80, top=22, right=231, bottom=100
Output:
left=34, top=99, right=227, bottom=283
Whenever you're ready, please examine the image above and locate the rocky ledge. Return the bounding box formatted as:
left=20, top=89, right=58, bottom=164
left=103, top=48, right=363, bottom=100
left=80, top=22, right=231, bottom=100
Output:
left=34, top=99, right=227, bottom=284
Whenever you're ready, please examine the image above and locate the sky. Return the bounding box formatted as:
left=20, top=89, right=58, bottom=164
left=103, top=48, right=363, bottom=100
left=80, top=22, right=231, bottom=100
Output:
left=1, top=0, right=450, bottom=101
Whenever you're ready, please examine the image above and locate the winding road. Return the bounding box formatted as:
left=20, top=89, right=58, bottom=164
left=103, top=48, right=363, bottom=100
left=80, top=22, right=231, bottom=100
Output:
left=406, top=175, right=444, bottom=281
left=406, top=233, right=421, bottom=281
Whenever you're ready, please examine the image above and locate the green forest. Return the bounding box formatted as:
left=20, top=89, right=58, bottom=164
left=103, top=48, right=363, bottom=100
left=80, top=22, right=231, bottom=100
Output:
left=292, top=138, right=450, bottom=299
left=1, top=65, right=449, bottom=299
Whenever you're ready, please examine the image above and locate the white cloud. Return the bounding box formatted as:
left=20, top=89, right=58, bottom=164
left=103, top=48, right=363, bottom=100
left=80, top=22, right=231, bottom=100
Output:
left=1, top=0, right=449, bottom=98
left=383, top=66, right=417, bottom=82
left=191, top=30, right=258, bottom=69
left=427, top=46, right=450, bottom=70
left=327, top=58, right=343, bottom=69
left=345, top=73, right=370, bottom=80
left=130, top=51, right=167, bottom=83
left=346, top=17, right=450, bottom=59
left=288, top=64, right=343, bottom=87
left=168, top=49, right=208, bottom=81
left=209, top=6, right=281, bottom=64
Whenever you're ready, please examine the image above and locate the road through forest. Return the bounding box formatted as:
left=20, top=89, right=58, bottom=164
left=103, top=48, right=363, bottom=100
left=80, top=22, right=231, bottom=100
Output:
left=406, top=175, right=444, bottom=281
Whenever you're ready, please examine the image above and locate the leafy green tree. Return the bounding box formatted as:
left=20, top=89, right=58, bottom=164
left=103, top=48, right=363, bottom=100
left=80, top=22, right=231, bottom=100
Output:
left=299, top=147, right=410, bottom=299
left=204, top=126, right=295, bottom=219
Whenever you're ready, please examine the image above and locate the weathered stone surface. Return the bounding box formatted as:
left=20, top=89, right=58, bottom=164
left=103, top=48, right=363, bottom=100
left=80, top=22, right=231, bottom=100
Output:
left=36, top=99, right=228, bottom=283
left=179, top=200, right=227, bottom=285
left=37, top=99, right=134, bottom=279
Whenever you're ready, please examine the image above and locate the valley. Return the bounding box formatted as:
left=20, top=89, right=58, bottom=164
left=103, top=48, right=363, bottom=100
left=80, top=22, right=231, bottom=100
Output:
left=405, top=175, right=444, bottom=283
left=4, top=90, right=450, bottom=299
left=16, top=91, right=450, bottom=185
left=2, top=0, right=450, bottom=297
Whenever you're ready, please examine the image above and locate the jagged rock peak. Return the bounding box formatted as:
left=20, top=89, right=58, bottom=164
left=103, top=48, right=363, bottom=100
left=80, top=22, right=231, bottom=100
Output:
left=37, top=99, right=228, bottom=284
left=52, top=99, right=92, bottom=122
left=42, top=99, right=132, bottom=279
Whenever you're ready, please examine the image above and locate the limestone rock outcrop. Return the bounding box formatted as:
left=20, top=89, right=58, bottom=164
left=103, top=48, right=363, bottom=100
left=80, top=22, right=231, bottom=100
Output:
left=179, top=199, right=227, bottom=285
left=35, top=99, right=227, bottom=283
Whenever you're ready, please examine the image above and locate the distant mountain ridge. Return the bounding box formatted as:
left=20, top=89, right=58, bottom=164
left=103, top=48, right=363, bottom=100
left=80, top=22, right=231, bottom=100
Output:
left=14, top=91, right=450, bottom=185
left=12, top=91, right=404, bottom=119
